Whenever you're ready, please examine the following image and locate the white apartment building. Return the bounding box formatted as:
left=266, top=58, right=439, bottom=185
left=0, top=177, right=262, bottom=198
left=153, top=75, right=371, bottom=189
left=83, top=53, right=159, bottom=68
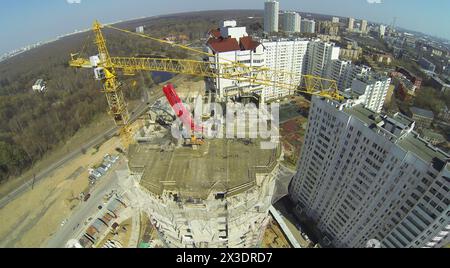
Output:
left=306, top=40, right=340, bottom=78
left=206, top=21, right=265, bottom=102
left=262, top=38, right=309, bottom=100
left=350, top=73, right=391, bottom=113
left=282, top=11, right=301, bottom=33
left=290, top=96, right=450, bottom=248
left=327, top=60, right=371, bottom=91
left=326, top=60, right=352, bottom=90
left=344, top=64, right=371, bottom=89
left=332, top=17, right=340, bottom=24
left=361, top=20, right=368, bottom=34
left=379, top=25, right=387, bottom=38
left=348, top=18, right=355, bottom=32
left=301, top=19, right=316, bottom=34
left=264, top=0, right=279, bottom=33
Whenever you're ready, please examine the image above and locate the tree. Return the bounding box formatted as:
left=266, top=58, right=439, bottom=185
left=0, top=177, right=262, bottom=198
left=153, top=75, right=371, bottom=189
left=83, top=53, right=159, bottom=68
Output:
left=414, top=87, right=446, bottom=114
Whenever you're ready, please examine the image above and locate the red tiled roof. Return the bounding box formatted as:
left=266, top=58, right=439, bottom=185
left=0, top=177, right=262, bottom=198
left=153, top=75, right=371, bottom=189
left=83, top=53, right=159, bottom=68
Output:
left=207, top=38, right=241, bottom=53
left=240, top=36, right=260, bottom=51
left=209, top=28, right=221, bottom=38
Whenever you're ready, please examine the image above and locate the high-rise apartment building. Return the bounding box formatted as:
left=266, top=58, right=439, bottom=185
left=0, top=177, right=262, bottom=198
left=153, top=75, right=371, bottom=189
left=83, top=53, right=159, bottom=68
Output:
left=332, top=17, right=340, bottom=24
left=264, top=0, right=279, bottom=33
left=306, top=40, right=340, bottom=78
left=282, top=11, right=301, bottom=33
left=206, top=21, right=265, bottom=101
left=326, top=60, right=352, bottom=90
left=327, top=60, right=372, bottom=91
left=301, top=19, right=316, bottom=34
left=326, top=60, right=371, bottom=91
left=350, top=73, right=391, bottom=113
left=344, top=64, right=372, bottom=91
left=262, top=38, right=309, bottom=100
left=361, top=20, right=368, bottom=34
left=348, top=18, right=355, bottom=32
left=379, top=25, right=386, bottom=38
left=290, top=96, right=450, bottom=248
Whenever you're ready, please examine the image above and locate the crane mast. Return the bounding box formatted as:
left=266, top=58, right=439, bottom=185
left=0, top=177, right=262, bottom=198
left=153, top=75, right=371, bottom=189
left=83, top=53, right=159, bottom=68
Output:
left=91, top=21, right=131, bottom=145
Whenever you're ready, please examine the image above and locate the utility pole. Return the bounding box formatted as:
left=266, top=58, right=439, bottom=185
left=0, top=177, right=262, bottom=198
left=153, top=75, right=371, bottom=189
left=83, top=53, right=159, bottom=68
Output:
left=31, top=174, right=36, bottom=190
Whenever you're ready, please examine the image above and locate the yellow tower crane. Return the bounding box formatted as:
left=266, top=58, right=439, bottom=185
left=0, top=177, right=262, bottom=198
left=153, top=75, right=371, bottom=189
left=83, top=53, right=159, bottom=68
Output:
left=69, top=21, right=343, bottom=147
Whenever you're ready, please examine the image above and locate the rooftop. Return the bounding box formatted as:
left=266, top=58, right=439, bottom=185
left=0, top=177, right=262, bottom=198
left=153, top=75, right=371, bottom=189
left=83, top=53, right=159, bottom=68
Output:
left=207, top=23, right=260, bottom=53
left=355, top=72, right=390, bottom=85
left=128, top=137, right=280, bottom=200
left=343, top=104, right=449, bottom=169
left=410, top=107, right=434, bottom=119
left=207, top=31, right=260, bottom=53
left=207, top=37, right=241, bottom=53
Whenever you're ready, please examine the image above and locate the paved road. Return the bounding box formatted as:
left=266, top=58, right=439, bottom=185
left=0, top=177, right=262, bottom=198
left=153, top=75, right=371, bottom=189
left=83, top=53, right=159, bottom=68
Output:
left=0, top=90, right=152, bottom=210
left=45, top=160, right=125, bottom=248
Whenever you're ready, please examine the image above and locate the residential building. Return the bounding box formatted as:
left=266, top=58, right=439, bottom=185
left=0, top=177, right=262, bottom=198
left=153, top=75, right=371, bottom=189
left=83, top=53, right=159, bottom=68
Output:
left=317, top=21, right=339, bottom=36
left=290, top=96, right=450, bottom=248
left=403, top=33, right=416, bottom=48
left=431, top=48, right=444, bottom=57
left=374, top=54, right=393, bottom=65
left=264, top=0, right=279, bottom=33
left=306, top=40, right=340, bottom=78
left=420, top=129, right=445, bottom=146
left=301, top=19, right=316, bottom=34
left=332, top=17, right=340, bottom=24
left=419, top=58, right=436, bottom=73
left=262, top=38, right=309, bottom=100
left=430, top=76, right=450, bottom=93
left=395, top=75, right=418, bottom=101
left=282, top=11, right=301, bottom=33
left=327, top=60, right=371, bottom=91
left=379, top=25, right=386, bottom=38
left=317, top=34, right=341, bottom=43
left=326, top=60, right=352, bottom=91
left=393, top=67, right=422, bottom=89
left=340, top=44, right=362, bottom=61
left=361, top=20, right=368, bottom=34
left=410, top=107, right=434, bottom=128
left=342, top=64, right=371, bottom=91
left=438, top=106, right=450, bottom=122
left=206, top=21, right=265, bottom=101
left=348, top=18, right=355, bottom=32
left=350, top=73, right=391, bottom=113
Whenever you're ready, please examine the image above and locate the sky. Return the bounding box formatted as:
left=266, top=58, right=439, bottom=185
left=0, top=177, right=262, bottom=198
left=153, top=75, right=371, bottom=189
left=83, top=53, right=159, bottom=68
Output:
left=0, top=0, right=449, bottom=55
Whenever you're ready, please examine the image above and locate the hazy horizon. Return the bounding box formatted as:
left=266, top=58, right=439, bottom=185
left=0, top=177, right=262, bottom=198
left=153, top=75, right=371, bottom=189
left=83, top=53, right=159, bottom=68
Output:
left=1, top=0, right=449, bottom=55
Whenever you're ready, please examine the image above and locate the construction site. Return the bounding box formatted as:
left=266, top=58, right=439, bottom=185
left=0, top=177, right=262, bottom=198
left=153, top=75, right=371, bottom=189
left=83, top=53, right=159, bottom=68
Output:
left=54, top=18, right=342, bottom=248
left=0, top=14, right=345, bottom=248
left=123, top=110, right=284, bottom=247
left=1, top=1, right=449, bottom=251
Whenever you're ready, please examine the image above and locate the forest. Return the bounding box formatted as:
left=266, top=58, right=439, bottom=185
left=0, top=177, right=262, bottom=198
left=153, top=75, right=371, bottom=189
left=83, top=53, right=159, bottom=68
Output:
left=0, top=10, right=263, bottom=184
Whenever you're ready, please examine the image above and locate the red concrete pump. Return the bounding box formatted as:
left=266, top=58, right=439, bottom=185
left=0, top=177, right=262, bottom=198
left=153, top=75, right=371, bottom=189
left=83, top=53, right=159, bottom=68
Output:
left=162, top=83, right=203, bottom=144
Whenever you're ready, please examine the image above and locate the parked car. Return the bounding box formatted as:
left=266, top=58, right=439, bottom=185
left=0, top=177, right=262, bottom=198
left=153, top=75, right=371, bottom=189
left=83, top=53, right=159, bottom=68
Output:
left=96, top=168, right=106, bottom=175
left=102, top=161, right=112, bottom=169
left=89, top=169, right=102, bottom=178
left=104, top=154, right=119, bottom=164
left=84, top=194, right=91, bottom=202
